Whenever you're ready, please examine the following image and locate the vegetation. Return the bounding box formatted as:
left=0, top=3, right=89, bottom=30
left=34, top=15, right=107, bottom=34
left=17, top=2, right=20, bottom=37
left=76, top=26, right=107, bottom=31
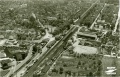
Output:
left=82, top=4, right=104, bottom=27
left=101, top=5, right=118, bottom=26
left=0, top=0, right=94, bottom=36
left=48, top=53, right=103, bottom=77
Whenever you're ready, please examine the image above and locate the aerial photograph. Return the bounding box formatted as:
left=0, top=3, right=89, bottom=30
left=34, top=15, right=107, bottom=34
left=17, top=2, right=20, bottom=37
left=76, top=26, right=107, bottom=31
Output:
left=0, top=0, right=119, bottom=77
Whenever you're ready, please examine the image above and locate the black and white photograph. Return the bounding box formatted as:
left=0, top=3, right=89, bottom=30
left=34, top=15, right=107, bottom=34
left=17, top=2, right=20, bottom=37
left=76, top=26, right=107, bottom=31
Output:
left=0, top=0, right=119, bottom=77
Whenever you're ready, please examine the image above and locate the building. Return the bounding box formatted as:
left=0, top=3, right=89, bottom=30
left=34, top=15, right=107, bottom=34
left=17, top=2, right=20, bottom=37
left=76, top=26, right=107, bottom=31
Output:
left=77, top=32, right=97, bottom=40
left=5, top=46, right=28, bottom=61
left=0, top=52, right=6, bottom=58
left=0, top=58, right=16, bottom=77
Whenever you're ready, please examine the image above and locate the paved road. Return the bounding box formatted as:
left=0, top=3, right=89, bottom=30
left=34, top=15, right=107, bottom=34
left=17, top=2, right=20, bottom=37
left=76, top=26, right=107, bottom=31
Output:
left=37, top=26, right=78, bottom=77
left=13, top=37, right=55, bottom=77
left=22, top=26, right=78, bottom=77
left=10, top=30, right=52, bottom=77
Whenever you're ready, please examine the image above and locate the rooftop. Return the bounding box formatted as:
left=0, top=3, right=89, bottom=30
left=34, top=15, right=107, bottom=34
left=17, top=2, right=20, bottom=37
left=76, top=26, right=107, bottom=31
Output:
left=0, top=52, right=6, bottom=58
left=0, top=39, right=7, bottom=46
left=77, top=32, right=97, bottom=37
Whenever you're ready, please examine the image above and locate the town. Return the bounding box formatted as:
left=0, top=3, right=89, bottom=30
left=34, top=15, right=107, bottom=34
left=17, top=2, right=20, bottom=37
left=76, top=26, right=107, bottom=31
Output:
left=0, top=0, right=119, bottom=77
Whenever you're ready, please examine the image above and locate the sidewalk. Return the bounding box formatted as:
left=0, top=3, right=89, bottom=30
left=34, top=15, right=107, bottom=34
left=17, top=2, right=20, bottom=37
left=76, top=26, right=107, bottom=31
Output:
left=14, top=37, right=55, bottom=77
left=12, top=30, right=54, bottom=77
left=14, top=29, right=51, bottom=73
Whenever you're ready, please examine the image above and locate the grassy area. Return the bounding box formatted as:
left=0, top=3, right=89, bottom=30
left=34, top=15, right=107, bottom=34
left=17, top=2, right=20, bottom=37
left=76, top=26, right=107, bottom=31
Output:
left=0, top=0, right=93, bottom=26
left=48, top=51, right=120, bottom=77
left=0, top=0, right=95, bottom=37
left=48, top=54, right=103, bottom=77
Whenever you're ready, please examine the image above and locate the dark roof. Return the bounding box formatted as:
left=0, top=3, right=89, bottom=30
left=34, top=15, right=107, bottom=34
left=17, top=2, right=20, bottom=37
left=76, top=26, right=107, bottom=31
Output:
left=1, top=59, right=11, bottom=64
left=77, top=32, right=97, bottom=38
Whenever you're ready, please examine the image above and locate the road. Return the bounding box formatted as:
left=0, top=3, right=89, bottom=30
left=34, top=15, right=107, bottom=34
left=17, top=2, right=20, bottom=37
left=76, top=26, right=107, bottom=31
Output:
left=20, top=3, right=97, bottom=74
left=22, top=26, right=78, bottom=77
left=90, top=3, right=106, bottom=29
left=10, top=30, right=53, bottom=77
left=12, top=37, right=55, bottom=77
left=12, top=0, right=97, bottom=76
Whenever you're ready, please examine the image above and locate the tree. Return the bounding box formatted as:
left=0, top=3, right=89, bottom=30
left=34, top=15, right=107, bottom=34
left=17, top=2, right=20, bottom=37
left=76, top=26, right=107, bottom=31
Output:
left=8, top=8, right=14, bottom=18
left=4, top=47, right=13, bottom=58
left=78, top=61, right=81, bottom=65
left=59, top=67, right=64, bottom=74
left=73, top=72, right=76, bottom=77
left=52, top=68, right=58, bottom=73
left=52, top=28, right=60, bottom=36
left=89, top=72, right=93, bottom=77
left=67, top=71, right=71, bottom=76
left=21, top=19, right=30, bottom=28
left=77, top=53, right=80, bottom=58
left=98, top=60, right=102, bottom=66
left=29, top=13, right=36, bottom=22
left=65, top=71, right=68, bottom=77
left=69, top=50, right=74, bottom=54
left=73, top=52, right=77, bottom=57
left=38, top=46, right=42, bottom=53
left=32, top=44, right=38, bottom=54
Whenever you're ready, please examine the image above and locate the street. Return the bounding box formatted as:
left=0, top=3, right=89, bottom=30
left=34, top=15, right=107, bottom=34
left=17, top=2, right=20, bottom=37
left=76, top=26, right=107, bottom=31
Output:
left=22, top=26, right=78, bottom=77
left=11, top=30, right=54, bottom=77
left=0, top=0, right=119, bottom=77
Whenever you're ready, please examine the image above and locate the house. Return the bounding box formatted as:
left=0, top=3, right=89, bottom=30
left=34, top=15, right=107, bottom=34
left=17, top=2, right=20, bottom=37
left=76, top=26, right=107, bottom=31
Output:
left=0, top=58, right=13, bottom=70
left=0, top=58, right=16, bottom=77
left=13, top=50, right=27, bottom=61
left=0, top=52, right=6, bottom=58
left=4, top=46, right=27, bottom=61
left=77, top=32, right=97, bottom=40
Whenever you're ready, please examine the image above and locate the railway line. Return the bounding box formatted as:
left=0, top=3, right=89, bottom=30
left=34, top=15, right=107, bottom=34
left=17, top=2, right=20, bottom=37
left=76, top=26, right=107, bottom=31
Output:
left=6, top=1, right=119, bottom=77
left=25, top=1, right=105, bottom=77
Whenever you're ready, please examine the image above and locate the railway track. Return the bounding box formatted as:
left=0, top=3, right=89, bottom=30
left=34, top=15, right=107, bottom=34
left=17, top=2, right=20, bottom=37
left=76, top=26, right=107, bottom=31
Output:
left=22, top=26, right=78, bottom=77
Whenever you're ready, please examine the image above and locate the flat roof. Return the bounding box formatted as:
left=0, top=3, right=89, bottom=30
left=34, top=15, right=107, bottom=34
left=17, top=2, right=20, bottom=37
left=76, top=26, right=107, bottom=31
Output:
left=77, top=32, right=97, bottom=37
